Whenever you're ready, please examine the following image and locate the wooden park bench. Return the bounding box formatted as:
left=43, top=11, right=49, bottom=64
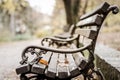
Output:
left=16, top=2, right=119, bottom=80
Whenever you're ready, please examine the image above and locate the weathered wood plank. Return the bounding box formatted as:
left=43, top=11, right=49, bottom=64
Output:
left=75, top=29, right=97, bottom=39
left=16, top=64, right=30, bottom=74
left=71, top=44, right=87, bottom=70
left=76, top=14, right=102, bottom=27
left=72, top=53, right=87, bottom=70
left=74, top=53, right=87, bottom=70
left=45, top=53, right=58, bottom=78
left=57, top=54, right=69, bottom=79
left=66, top=54, right=80, bottom=77
left=31, top=51, right=52, bottom=74
left=80, top=2, right=110, bottom=20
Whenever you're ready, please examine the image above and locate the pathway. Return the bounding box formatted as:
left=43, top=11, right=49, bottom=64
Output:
left=0, top=39, right=41, bottom=80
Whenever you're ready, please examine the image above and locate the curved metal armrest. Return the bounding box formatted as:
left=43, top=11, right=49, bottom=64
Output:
left=50, top=34, right=78, bottom=42
left=23, top=43, right=91, bottom=54
left=41, top=34, right=78, bottom=45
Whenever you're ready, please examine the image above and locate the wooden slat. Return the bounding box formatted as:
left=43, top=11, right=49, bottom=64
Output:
left=31, top=51, right=52, bottom=74
left=57, top=54, right=69, bottom=79
left=75, top=29, right=97, bottom=39
left=66, top=54, right=80, bottom=77
left=71, top=44, right=87, bottom=70
left=80, top=2, right=110, bottom=20
left=72, top=53, right=87, bottom=70
left=45, top=53, right=58, bottom=78
left=16, top=64, right=30, bottom=74
left=76, top=14, right=102, bottom=27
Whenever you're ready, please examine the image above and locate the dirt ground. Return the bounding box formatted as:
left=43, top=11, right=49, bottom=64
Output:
left=0, top=39, right=41, bottom=80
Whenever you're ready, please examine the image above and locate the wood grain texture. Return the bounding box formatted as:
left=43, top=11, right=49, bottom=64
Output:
left=67, top=54, right=80, bottom=77
left=75, top=29, right=97, bottom=39
left=76, top=14, right=102, bottom=27
left=31, top=51, right=52, bottom=74
left=57, top=54, right=69, bottom=79
left=45, top=53, right=58, bottom=78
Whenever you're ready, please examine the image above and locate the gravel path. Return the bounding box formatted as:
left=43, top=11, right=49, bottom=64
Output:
left=0, top=39, right=41, bottom=80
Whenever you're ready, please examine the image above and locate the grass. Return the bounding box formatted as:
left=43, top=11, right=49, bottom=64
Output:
left=0, top=29, right=33, bottom=43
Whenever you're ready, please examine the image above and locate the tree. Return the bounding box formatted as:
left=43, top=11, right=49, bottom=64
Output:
left=63, top=0, right=81, bottom=31
left=0, top=0, right=29, bottom=35
left=81, top=0, right=89, bottom=15
left=63, top=0, right=89, bottom=31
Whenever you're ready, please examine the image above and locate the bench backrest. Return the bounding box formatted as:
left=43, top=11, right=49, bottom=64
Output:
left=75, top=2, right=119, bottom=52
left=80, top=2, right=110, bottom=20
left=69, top=2, right=110, bottom=36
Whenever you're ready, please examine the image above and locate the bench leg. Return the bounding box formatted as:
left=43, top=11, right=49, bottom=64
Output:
left=20, top=74, right=29, bottom=80
left=76, top=35, right=80, bottom=48
left=93, top=68, right=105, bottom=80
left=82, top=68, right=105, bottom=80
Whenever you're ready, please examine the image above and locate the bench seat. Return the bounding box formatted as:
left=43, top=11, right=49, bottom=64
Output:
left=17, top=44, right=88, bottom=79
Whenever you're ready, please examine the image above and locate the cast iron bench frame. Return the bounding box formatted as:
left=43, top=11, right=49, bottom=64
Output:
left=16, top=2, right=119, bottom=80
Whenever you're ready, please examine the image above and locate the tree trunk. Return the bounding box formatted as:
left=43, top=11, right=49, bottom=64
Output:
left=72, top=0, right=81, bottom=23
left=63, top=0, right=73, bottom=32
left=63, top=0, right=81, bottom=32
left=82, top=0, right=89, bottom=15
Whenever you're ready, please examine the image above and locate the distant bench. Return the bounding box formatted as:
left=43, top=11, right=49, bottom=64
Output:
left=16, top=2, right=119, bottom=80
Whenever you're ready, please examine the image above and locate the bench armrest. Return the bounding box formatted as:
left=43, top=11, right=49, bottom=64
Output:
left=41, top=34, right=78, bottom=45
left=23, top=43, right=91, bottom=54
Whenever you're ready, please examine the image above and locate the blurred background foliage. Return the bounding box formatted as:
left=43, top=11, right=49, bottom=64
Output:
left=0, top=0, right=120, bottom=50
